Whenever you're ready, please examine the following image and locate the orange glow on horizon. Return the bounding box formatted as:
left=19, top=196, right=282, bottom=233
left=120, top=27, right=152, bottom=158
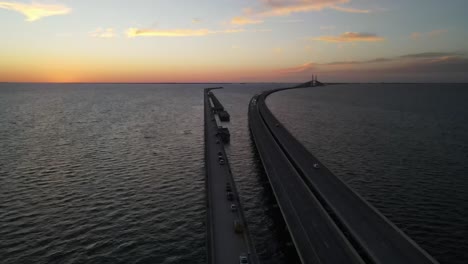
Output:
left=0, top=50, right=288, bottom=83
left=0, top=62, right=284, bottom=83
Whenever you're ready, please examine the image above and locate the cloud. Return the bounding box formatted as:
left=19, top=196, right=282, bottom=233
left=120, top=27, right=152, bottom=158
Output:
left=324, top=57, right=393, bottom=65
left=231, top=16, right=264, bottom=25
left=228, top=1, right=369, bottom=28
left=397, top=56, right=468, bottom=73
left=256, top=0, right=369, bottom=17
left=276, top=51, right=468, bottom=82
left=90, top=28, right=116, bottom=38
left=314, top=32, right=384, bottom=42
left=314, top=52, right=462, bottom=67
left=192, top=18, right=202, bottom=24
left=328, top=5, right=370, bottom=13
left=0, top=1, right=71, bottom=21
left=126, top=28, right=245, bottom=38
left=410, top=29, right=448, bottom=40
left=400, top=52, right=459, bottom=59
left=410, top=32, right=422, bottom=39
left=279, top=62, right=316, bottom=73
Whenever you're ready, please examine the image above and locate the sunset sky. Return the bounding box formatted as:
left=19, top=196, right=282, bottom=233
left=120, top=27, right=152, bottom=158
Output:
left=0, top=0, right=467, bottom=83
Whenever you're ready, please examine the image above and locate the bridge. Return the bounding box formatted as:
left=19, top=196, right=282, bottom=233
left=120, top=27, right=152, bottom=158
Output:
left=248, top=84, right=439, bottom=264
left=208, top=91, right=230, bottom=121
left=204, top=88, right=258, bottom=264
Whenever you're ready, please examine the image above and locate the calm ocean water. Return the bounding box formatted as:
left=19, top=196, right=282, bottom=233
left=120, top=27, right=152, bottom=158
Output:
left=0, top=83, right=292, bottom=264
left=267, top=84, right=468, bottom=264
left=0, top=83, right=466, bottom=264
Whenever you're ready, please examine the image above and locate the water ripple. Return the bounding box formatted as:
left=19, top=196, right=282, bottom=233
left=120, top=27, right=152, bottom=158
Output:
left=0, top=84, right=207, bottom=264
left=267, top=84, right=468, bottom=264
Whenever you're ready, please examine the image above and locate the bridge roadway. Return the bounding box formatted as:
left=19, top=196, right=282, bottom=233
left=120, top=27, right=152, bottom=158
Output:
left=249, top=94, right=364, bottom=264
left=250, top=86, right=439, bottom=264
left=204, top=88, right=258, bottom=264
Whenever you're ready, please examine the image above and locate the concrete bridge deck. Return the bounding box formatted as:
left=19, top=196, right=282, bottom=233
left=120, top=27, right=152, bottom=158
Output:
left=204, top=88, right=257, bottom=264
left=249, top=85, right=439, bottom=264
left=249, top=94, right=364, bottom=264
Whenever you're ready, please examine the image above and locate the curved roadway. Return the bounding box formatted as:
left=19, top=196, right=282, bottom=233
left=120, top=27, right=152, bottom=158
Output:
left=250, top=86, right=439, bottom=264
left=250, top=94, right=364, bottom=264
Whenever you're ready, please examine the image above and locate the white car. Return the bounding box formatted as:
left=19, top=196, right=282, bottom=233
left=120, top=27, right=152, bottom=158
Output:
left=231, top=204, right=237, bottom=211
left=239, top=255, right=249, bottom=264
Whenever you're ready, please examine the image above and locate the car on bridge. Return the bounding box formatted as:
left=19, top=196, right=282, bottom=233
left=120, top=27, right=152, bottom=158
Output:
left=239, top=254, right=249, bottom=264
left=231, top=204, right=237, bottom=211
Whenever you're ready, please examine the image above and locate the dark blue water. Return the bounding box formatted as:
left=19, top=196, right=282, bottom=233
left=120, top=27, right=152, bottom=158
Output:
left=0, top=83, right=293, bottom=264
left=267, top=84, right=468, bottom=264
left=1, top=83, right=466, bottom=264
left=0, top=83, right=208, bottom=264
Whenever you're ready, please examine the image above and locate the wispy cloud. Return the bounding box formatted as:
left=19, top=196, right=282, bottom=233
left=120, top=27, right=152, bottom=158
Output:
left=277, top=51, right=468, bottom=82
left=253, top=0, right=369, bottom=17
left=314, top=32, right=384, bottom=42
left=328, top=5, right=370, bottom=13
left=228, top=1, right=369, bottom=29
left=411, top=29, right=448, bottom=40
left=279, top=62, right=316, bottom=73
left=90, top=28, right=116, bottom=38
left=231, top=16, right=264, bottom=25
left=324, top=57, right=393, bottom=65
left=318, top=52, right=461, bottom=66
left=410, top=32, right=422, bottom=39
left=192, top=18, right=202, bottom=24
left=126, top=28, right=245, bottom=38
left=0, top=1, right=70, bottom=21
left=400, top=52, right=459, bottom=59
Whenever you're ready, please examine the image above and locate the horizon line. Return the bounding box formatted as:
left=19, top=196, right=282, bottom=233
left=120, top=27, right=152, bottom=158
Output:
left=1, top=82, right=468, bottom=85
